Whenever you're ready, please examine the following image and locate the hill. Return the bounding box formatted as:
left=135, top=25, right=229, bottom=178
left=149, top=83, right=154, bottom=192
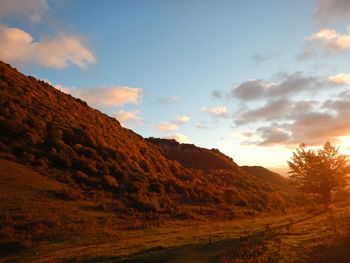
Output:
left=146, top=138, right=240, bottom=170
left=241, top=166, right=291, bottom=188
left=0, top=61, right=303, bottom=256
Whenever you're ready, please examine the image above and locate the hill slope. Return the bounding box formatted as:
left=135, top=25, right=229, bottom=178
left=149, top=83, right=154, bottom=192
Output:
left=241, top=166, right=290, bottom=188
left=0, top=61, right=299, bottom=222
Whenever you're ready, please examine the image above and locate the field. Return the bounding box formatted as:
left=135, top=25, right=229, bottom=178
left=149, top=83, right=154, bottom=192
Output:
left=1, top=158, right=350, bottom=263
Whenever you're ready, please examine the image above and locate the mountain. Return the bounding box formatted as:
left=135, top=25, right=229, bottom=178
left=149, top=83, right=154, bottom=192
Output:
left=0, top=61, right=301, bottom=223
left=241, top=166, right=291, bottom=188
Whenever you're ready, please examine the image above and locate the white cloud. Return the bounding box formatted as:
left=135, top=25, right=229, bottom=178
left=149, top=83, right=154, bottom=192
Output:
left=174, top=115, right=190, bottom=123
left=76, top=86, right=143, bottom=107
left=167, top=133, right=190, bottom=144
left=315, top=0, right=350, bottom=25
left=0, top=26, right=96, bottom=69
left=113, top=110, right=143, bottom=126
left=0, top=0, right=49, bottom=22
left=201, top=106, right=228, bottom=117
left=155, top=122, right=179, bottom=132
left=329, top=73, right=350, bottom=85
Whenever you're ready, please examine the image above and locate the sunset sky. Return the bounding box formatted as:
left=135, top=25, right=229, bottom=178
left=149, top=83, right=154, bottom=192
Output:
left=1, top=0, right=350, bottom=171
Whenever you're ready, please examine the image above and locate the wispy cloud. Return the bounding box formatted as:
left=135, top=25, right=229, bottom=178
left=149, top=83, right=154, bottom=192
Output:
left=155, top=122, right=179, bottom=132
left=174, top=115, right=190, bottom=124
left=0, top=26, right=96, bottom=69
left=315, top=0, right=350, bottom=25
left=251, top=52, right=279, bottom=65
left=155, top=96, right=179, bottom=104
left=0, top=0, right=49, bottom=23
left=201, top=106, right=228, bottom=117
left=195, top=122, right=208, bottom=129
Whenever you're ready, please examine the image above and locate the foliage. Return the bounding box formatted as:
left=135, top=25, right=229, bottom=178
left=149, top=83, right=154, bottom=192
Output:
left=288, top=142, right=349, bottom=209
left=0, top=60, right=301, bottom=224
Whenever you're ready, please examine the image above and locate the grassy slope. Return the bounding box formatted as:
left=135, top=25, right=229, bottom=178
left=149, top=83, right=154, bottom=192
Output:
left=1, top=158, right=350, bottom=263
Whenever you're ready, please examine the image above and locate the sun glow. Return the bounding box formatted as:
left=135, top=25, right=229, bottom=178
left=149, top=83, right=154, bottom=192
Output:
left=337, top=136, right=350, bottom=154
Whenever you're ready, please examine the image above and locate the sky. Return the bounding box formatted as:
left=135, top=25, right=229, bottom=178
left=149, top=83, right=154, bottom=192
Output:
left=1, top=0, right=350, bottom=172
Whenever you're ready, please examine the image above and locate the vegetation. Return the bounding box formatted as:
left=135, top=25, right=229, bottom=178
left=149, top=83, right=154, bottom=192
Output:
left=288, top=142, right=349, bottom=210
left=2, top=60, right=350, bottom=262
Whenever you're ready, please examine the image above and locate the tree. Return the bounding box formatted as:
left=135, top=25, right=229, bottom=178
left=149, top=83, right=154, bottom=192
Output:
left=288, top=142, right=349, bottom=210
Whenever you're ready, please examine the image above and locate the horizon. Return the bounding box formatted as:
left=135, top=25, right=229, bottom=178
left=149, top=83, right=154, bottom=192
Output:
left=2, top=0, right=350, bottom=169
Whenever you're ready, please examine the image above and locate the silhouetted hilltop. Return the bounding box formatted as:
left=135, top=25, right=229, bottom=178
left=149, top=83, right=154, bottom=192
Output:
left=241, top=166, right=290, bottom=188
left=0, top=61, right=300, bottom=222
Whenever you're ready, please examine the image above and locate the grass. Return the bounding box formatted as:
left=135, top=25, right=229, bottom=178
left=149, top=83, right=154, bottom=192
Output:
left=1, top=158, right=350, bottom=263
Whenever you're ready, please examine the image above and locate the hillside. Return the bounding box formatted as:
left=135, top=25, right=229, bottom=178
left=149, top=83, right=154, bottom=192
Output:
left=241, top=166, right=291, bottom=188
left=0, top=61, right=305, bottom=257
left=0, top=61, right=301, bottom=219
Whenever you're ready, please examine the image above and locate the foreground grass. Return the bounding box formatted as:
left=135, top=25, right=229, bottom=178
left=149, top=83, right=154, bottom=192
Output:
left=1, top=158, right=350, bottom=263
left=2, top=205, right=349, bottom=263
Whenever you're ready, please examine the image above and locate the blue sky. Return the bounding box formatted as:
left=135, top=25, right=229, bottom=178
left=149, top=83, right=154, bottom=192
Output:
left=2, top=0, right=350, bottom=172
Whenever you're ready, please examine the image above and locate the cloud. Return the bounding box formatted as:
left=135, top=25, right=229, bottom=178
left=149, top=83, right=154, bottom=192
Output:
left=329, top=73, right=350, bottom=85
left=235, top=99, right=291, bottom=125
left=243, top=96, right=350, bottom=147
left=231, top=131, right=254, bottom=138
left=211, top=90, right=223, bottom=99
left=0, top=0, right=49, bottom=22
left=315, top=0, right=350, bottom=25
left=155, top=122, right=179, bottom=132
left=231, top=72, right=330, bottom=101
left=0, top=26, right=96, bottom=69
left=167, top=133, right=190, bottom=144
left=155, top=96, right=179, bottom=104
left=252, top=52, right=279, bottom=65
left=54, top=84, right=75, bottom=94
left=201, top=106, right=228, bottom=117
left=300, top=26, right=350, bottom=59
left=195, top=122, right=208, bottom=129
left=257, top=126, right=290, bottom=146
left=174, top=115, right=190, bottom=123
left=76, top=86, right=143, bottom=108
left=112, top=110, right=143, bottom=126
